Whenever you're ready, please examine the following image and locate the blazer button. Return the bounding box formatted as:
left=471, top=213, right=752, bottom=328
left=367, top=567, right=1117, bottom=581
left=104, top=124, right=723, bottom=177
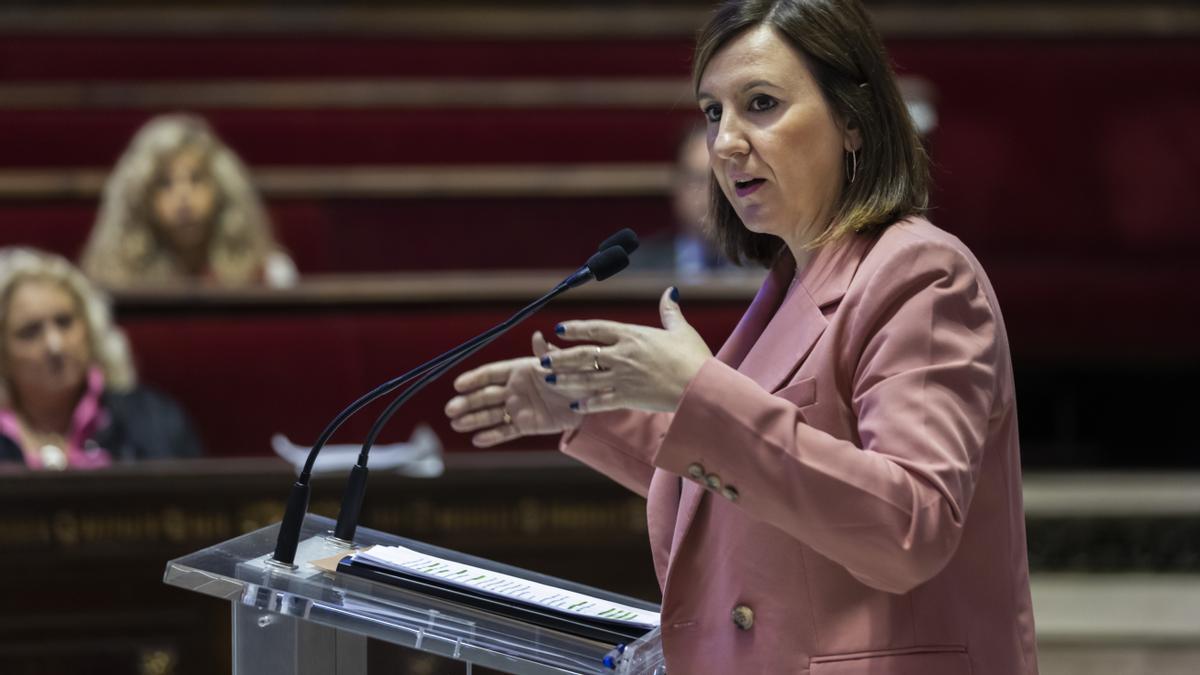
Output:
left=721, top=485, right=740, bottom=502
left=687, top=463, right=705, bottom=480
left=704, top=473, right=722, bottom=490
left=731, top=604, right=755, bottom=631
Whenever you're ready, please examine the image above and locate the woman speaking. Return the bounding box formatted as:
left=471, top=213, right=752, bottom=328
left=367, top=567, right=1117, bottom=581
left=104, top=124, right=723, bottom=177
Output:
left=446, top=1, right=1038, bottom=672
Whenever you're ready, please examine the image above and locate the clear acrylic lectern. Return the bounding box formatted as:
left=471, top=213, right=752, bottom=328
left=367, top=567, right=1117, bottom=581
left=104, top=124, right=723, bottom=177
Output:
left=163, top=514, right=666, bottom=674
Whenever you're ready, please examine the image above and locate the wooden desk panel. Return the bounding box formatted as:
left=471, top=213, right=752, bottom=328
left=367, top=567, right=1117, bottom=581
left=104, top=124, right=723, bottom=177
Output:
left=0, top=455, right=657, bottom=675
left=3, top=457, right=1199, bottom=674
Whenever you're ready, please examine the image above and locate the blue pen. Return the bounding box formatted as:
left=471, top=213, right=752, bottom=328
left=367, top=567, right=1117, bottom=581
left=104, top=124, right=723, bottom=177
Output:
left=601, top=643, right=626, bottom=669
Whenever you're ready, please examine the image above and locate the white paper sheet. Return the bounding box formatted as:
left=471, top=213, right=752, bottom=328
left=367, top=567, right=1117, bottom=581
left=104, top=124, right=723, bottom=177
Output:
left=355, top=544, right=660, bottom=628
left=271, top=424, right=443, bottom=477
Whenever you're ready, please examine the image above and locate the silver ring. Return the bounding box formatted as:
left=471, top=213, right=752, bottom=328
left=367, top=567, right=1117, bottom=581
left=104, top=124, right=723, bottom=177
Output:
left=593, top=347, right=603, bottom=372
left=502, top=409, right=513, bottom=425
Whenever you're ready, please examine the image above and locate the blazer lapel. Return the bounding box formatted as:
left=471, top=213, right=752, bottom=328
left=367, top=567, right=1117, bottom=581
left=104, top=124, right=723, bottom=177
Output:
left=736, top=285, right=827, bottom=392
left=713, top=258, right=792, bottom=369
left=665, top=260, right=792, bottom=571
left=737, top=232, right=879, bottom=391
left=667, top=232, right=879, bottom=572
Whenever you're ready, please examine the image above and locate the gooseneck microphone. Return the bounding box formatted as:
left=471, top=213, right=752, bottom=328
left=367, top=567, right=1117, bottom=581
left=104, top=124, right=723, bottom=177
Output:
left=598, top=227, right=640, bottom=257
left=329, top=244, right=632, bottom=544
left=270, top=232, right=637, bottom=566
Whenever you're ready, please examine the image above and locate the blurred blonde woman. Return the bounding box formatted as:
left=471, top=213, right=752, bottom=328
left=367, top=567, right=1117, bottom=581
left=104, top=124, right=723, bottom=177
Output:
left=82, top=113, right=297, bottom=288
left=0, top=248, right=202, bottom=470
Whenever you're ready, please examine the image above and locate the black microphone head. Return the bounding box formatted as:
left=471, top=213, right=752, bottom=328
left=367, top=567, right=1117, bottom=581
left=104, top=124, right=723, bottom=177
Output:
left=598, top=228, right=639, bottom=255
left=586, top=245, right=630, bottom=281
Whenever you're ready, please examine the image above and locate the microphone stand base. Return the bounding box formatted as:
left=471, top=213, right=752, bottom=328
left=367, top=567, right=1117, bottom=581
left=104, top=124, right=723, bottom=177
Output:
left=264, top=558, right=298, bottom=572
left=324, top=535, right=356, bottom=549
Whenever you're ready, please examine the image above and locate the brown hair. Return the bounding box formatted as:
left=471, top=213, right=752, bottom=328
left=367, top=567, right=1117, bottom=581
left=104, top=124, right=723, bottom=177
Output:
left=693, top=0, right=929, bottom=266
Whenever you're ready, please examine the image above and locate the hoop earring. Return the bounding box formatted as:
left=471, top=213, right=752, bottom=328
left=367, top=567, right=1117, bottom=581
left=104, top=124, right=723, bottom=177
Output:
left=845, top=150, right=858, bottom=184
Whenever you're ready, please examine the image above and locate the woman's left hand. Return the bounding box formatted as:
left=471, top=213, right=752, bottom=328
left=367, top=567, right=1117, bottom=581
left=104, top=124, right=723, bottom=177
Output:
left=541, top=287, right=713, bottom=413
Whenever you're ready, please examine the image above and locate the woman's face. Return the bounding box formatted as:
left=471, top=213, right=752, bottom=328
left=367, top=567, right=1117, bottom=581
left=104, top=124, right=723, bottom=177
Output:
left=152, top=146, right=218, bottom=256
left=697, top=25, right=858, bottom=250
left=2, top=279, right=92, bottom=406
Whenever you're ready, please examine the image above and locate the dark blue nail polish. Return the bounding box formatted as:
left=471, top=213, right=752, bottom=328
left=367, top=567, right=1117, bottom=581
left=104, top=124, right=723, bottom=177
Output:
left=670, top=286, right=680, bottom=302
left=545, top=374, right=557, bottom=384
left=569, top=401, right=580, bottom=411
left=540, top=356, right=551, bottom=368
left=555, top=323, right=566, bottom=335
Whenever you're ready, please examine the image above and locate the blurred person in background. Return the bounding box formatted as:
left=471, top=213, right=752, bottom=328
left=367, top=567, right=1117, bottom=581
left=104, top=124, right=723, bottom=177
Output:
left=670, top=124, right=734, bottom=277
left=81, top=113, right=297, bottom=288
left=447, top=0, right=1036, bottom=672
left=0, top=248, right=202, bottom=470
left=633, top=124, right=735, bottom=278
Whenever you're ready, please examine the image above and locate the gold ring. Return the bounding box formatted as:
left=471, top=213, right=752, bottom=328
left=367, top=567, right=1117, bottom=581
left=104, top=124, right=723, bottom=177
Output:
left=593, top=347, right=603, bottom=372
left=502, top=409, right=513, bottom=425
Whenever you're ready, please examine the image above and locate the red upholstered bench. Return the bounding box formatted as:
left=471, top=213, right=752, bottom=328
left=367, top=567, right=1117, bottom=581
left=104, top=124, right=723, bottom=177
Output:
left=3, top=38, right=1197, bottom=270
left=109, top=269, right=1200, bottom=465
left=113, top=276, right=751, bottom=457
left=0, top=196, right=678, bottom=273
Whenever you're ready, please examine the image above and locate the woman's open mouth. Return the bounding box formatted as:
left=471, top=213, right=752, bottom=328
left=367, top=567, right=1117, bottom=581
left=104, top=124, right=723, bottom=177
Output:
left=734, top=178, right=766, bottom=197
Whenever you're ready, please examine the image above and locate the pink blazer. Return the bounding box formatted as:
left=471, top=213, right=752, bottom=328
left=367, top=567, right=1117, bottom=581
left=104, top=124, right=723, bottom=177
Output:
left=562, top=219, right=1038, bottom=674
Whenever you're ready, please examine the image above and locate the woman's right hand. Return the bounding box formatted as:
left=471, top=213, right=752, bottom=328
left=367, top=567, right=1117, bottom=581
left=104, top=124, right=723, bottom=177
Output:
left=444, top=331, right=580, bottom=447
